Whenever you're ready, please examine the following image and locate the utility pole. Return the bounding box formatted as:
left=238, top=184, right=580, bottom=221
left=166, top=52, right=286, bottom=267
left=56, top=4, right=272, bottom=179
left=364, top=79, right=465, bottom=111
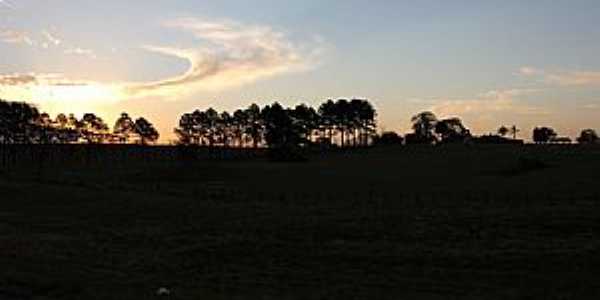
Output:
left=511, top=125, right=520, bottom=140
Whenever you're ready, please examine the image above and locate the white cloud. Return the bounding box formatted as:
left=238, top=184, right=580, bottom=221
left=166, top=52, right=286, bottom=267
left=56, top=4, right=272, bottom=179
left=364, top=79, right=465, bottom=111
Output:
left=518, top=66, right=541, bottom=76
left=423, top=89, right=549, bottom=133
left=42, top=30, right=61, bottom=46
left=0, top=17, right=325, bottom=109
left=64, top=47, right=97, bottom=59
left=518, top=66, right=600, bottom=87
left=1, top=28, right=63, bottom=49
left=125, top=17, right=324, bottom=97
left=0, top=28, right=34, bottom=45
left=0, top=73, right=38, bottom=85
left=546, top=71, right=600, bottom=87
left=430, top=89, right=547, bottom=118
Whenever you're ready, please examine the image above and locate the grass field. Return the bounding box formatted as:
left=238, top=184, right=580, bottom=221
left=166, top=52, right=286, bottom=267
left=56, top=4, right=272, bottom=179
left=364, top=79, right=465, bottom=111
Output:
left=1, top=145, right=600, bottom=299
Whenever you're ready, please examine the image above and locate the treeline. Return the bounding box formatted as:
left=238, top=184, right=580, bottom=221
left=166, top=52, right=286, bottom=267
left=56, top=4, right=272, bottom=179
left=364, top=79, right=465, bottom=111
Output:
left=2, top=97, right=599, bottom=148
left=373, top=111, right=475, bottom=145
left=174, top=99, right=377, bottom=149
left=0, top=99, right=159, bottom=144
left=377, top=111, right=600, bottom=146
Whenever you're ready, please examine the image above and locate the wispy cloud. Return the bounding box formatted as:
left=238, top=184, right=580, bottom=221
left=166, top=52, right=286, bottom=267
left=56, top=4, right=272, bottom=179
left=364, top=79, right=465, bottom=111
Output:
left=0, top=17, right=324, bottom=109
left=64, top=47, right=97, bottom=59
left=430, top=89, right=547, bottom=118
left=546, top=71, right=600, bottom=87
left=0, top=73, right=91, bottom=87
left=42, top=30, right=61, bottom=46
left=125, top=17, right=324, bottom=97
left=0, top=28, right=34, bottom=45
left=421, top=89, right=549, bottom=133
left=519, top=66, right=600, bottom=87
left=0, top=28, right=64, bottom=48
left=0, top=74, right=38, bottom=85
left=518, top=66, right=542, bottom=76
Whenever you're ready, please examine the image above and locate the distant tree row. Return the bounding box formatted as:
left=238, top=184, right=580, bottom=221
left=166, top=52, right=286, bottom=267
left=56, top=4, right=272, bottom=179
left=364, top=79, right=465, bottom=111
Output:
left=375, top=111, right=599, bottom=146
left=0, top=99, right=159, bottom=144
left=174, top=99, right=377, bottom=149
left=398, top=111, right=472, bottom=145
left=3, top=98, right=599, bottom=147
left=531, top=127, right=599, bottom=144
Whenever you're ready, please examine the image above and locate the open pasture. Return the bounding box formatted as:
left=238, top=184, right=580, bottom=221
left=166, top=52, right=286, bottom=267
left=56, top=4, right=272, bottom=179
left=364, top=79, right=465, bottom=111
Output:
left=1, top=145, right=600, bottom=299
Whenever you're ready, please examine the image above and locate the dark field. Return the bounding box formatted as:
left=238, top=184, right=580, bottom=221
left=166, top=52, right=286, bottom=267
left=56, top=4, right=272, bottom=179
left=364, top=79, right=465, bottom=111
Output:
left=1, top=145, right=600, bottom=299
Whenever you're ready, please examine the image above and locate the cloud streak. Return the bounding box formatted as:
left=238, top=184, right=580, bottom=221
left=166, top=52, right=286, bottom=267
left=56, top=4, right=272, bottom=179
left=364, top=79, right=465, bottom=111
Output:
left=42, top=30, right=61, bottom=46
left=126, top=17, right=322, bottom=97
left=0, top=74, right=38, bottom=85
left=520, top=66, right=600, bottom=87
left=0, top=17, right=324, bottom=110
left=0, top=28, right=34, bottom=45
left=546, top=71, right=600, bottom=87
left=430, top=89, right=547, bottom=117
left=420, top=89, right=550, bottom=133
left=64, top=47, right=97, bottom=59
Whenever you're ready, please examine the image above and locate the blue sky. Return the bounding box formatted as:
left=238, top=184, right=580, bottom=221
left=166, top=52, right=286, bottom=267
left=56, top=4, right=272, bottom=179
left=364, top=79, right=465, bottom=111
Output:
left=1, top=0, right=600, bottom=140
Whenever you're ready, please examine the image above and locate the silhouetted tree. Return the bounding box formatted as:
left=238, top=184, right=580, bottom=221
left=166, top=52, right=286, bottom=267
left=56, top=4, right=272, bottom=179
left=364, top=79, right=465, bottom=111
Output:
left=174, top=112, right=194, bottom=145
left=498, top=126, right=509, bottom=137
left=335, top=99, right=352, bottom=147
left=134, top=117, right=159, bottom=145
left=262, top=102, right=304, bottom=160
left=409, top=111, right=438, bottom=144
left=350, top=99, right=377, bottom=147
left=291, top=104, right=319, bottom=146
left=261, top=103, right=299, bottom=148
left=435, top=117, right=471, bottom=143
left=81, top=113, right=109, bottom=143
left=533, top=127, right=557, bottom=144
left=232, top=109, right=247, bottom=147
left=245, top=103, right=264, bottom=148
left=0, top=99, right=40, bottom=143
left=113, top=112, right=135, bottom=143
left=33, top=112, right=54, bottom=143
left=174, top=99, right=378, bottom=150
left=52, top=113, right=79, bottom=143
left=318, top=100, right=337, bottom=145
left=577, top=129, right=599, bottom=144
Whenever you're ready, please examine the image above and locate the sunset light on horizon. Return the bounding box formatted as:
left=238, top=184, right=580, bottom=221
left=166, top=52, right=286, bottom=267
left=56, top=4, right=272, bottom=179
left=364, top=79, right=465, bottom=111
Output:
left=2, top=0, right=600, bottom=142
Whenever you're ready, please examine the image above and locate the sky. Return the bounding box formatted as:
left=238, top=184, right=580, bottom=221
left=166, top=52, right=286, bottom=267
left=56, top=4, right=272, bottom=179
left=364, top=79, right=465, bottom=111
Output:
left=1, top=0, right=600, bottom=142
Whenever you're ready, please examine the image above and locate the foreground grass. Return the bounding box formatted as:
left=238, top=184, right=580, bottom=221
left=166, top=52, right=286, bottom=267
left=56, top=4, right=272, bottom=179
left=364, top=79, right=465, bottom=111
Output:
left=1, top=145, right=600, bottom=299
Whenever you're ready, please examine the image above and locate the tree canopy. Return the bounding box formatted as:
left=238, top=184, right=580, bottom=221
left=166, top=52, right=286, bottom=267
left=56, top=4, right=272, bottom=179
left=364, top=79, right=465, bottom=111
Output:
left=174, top=99, right=378, bottom=149
left=0, top=99, right=159, bottom=144
left=533, top=127, right=557, bottom=144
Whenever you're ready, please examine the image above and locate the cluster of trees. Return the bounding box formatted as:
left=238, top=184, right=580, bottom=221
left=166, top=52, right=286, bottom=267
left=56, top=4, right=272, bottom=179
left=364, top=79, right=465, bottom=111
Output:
left=373, top=112, right=473, bottom=146
left=532, top=127, right=600, bottom=145
left=400, top=111, right=472, bottom=144
left=0, top=99, right=159, bottom=144
left=577, top=129, right=599, bottom=144
left=377, top=111, right=599, bottom=146
left=174, top=99, right=377, bottom=149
